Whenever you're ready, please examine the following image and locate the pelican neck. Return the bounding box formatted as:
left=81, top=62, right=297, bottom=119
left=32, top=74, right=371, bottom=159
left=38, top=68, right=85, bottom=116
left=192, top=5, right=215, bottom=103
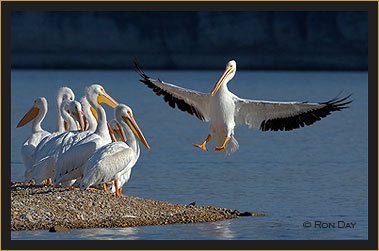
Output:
left=32, top=106, right=47, bottom=133
left=120, top=120, right=139, bottom=153
left=55, top=99, right=65, bottom=133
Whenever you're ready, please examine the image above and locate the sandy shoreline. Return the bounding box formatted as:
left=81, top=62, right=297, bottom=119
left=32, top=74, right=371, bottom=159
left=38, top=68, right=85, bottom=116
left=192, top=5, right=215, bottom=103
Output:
left=11, top=182, right=266, bottom=231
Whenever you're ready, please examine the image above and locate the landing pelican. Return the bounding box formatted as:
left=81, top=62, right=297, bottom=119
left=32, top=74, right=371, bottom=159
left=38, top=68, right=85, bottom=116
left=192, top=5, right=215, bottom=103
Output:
left=79, top=104, right=150, bottom=196
left=135, top=59, right=352, bottom=155
left=16, top=97, right=51, bottom=183
left=53, top=84, right=119, bottom=185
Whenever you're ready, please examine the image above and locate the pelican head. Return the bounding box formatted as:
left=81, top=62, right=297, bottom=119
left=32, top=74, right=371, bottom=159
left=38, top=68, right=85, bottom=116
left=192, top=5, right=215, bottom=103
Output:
left=67, top=100, right=85, bottom=131
left=85, top=84, right=119, bottom=109
left=16, top=97, right=47, bottom=128
left=115, top=104, right=150, bottom=150
left=57, top=86, right=75, bottom=102
left=210, top=60, right=237, bottom=96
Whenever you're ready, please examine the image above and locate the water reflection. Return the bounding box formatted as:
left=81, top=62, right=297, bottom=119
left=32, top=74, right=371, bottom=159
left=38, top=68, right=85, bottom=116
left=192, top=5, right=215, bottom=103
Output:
left=12, top=227, right=139, bottom=240
left=208, top=221, right=235, bottom=239
left=188, top=220, right=235, bottom=240
left=75, top=227, right=139, bottom=240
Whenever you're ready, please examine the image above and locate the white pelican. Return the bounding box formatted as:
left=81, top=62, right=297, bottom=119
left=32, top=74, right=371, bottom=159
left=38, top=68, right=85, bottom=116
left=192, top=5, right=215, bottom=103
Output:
left=71, top=118, right=118, bottom=190
left=30, top=87, right=76, bottom=163
left=55, top=87, right=75, bottom=133
left=16, top=97, right=51, bottom=183
left=31, top=99, right=85, bottom=184
left=79, top=104, right=150, bottom=196
left=53, top=84, right=119, bottom=185
left=135, top=59, right=352, bottom=155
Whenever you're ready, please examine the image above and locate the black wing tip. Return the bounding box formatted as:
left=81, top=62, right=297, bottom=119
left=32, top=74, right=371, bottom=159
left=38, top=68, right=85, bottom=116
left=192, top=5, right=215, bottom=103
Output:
left=260, top=92, right=353, bottom=132
left=134, top=57, right=206, bottom=122
left=322, top=92, right=353, bottom=110
left=134, top=56, right=150, bottom=81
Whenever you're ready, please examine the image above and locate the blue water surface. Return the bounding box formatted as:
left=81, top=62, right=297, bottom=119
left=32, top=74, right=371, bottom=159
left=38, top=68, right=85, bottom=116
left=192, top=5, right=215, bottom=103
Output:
left=10, top=69, right=368, bottom=240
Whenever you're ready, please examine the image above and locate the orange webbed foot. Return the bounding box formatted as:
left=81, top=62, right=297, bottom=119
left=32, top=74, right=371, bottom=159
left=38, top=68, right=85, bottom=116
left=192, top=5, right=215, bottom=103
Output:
left=192, top=143, right=208, bottom=151
left=214, top=136, right=229, bottom=151
left=85, top=187, right=97, bottom=191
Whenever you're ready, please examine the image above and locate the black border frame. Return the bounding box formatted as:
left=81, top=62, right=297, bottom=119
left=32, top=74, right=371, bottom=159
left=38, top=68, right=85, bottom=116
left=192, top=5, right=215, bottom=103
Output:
left=2, top=1, right=377, bottom=250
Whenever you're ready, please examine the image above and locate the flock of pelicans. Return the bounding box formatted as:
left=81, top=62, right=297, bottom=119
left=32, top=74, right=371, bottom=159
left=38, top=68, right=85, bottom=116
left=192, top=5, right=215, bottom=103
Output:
left=16, top=59, right=352, bottom=196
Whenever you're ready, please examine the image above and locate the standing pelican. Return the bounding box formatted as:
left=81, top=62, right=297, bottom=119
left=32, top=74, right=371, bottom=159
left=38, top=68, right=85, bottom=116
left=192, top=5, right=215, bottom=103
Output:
left=16, top=97, right=51, bottom=183
left=135, top=59, right=352, bottom=155
left=53, top=84, right=119, bottom=185
left=80, top=104, right=150, bottom=196
left=31, top=86, right=76, bottom=162
left=31, top=99, right=85, bottom=184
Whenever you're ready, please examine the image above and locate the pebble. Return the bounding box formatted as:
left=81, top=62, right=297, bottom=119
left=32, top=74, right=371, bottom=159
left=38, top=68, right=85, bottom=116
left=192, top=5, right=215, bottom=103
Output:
left=49, top=225, right=71, bottom=232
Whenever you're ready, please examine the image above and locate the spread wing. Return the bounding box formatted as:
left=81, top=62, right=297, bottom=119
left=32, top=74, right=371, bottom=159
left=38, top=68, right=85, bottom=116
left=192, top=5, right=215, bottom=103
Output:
left=234, top=93, right=352, bottom=131
left=135, top=58, right=211, bottom=122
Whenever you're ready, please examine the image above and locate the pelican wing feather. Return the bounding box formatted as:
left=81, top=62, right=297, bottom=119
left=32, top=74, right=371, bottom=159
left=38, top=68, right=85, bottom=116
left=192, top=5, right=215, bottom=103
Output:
left=234, top=93, right=352, bottom=131
left=135, top=59, right=210, bottom=122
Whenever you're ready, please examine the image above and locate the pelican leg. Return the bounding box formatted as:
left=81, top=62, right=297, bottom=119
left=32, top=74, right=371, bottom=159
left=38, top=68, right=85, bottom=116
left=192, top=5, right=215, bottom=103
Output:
left=192, top=134, right=212, bottom=151
left=103, top=183, right=108, bottom=193
left=215, top=136, right=229, bottom=151
left=29, top=180, right=35, bottom=185
left=45, top=178, right=53, bottom=186
left=114, top=180, right=120, bottom=196
left=85, top=187, right=97, bottom=191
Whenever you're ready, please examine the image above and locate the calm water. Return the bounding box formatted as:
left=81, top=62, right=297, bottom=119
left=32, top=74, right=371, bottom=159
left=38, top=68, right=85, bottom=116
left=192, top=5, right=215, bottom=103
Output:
left=10, top=69, right=368, bottom=240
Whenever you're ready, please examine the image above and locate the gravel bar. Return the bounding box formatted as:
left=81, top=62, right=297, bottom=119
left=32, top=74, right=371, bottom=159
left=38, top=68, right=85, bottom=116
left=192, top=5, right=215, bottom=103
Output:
left=11, top=182, right=266, bottom=231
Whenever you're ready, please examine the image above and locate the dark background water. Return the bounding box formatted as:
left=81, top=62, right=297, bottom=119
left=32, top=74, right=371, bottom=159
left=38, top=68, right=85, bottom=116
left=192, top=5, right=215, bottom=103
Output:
left=11, top=10, right=367, bottom=70
left=11, top=69, right=368, bottom=240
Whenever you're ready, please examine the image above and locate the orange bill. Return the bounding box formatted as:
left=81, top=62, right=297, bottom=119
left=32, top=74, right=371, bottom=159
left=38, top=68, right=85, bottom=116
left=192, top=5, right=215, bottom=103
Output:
left=116, top=123, right=127, bottom=142
left=107, top=122, right=117, bottom=142
left=64, top=121, right=69, bottom=131
left=73, top=109, right=85, bottom=132
left=210, top=65, right=234, bottom=96
left=97, top=91, right=119, bottom=108
left=90, top=106, right=98, bottom=122
left=122, top=113, right=150, bottom=150
left=16, top=107, right=39, bottom=128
